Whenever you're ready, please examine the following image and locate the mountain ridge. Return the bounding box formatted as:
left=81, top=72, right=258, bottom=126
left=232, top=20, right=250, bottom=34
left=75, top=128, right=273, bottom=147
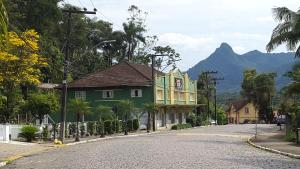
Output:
left=187, top=43, right=297, bottom=92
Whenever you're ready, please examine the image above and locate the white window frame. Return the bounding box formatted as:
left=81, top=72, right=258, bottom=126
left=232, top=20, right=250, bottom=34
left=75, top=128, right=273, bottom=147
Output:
left=103, top=90, right=114, bottom=99
left=75, top=91, right=86, bottom=100
left=156, top=90, right=163, bottom=100
left=131, top=89, right=142, bottom=97
left=190, top=93, right=195, bottom=101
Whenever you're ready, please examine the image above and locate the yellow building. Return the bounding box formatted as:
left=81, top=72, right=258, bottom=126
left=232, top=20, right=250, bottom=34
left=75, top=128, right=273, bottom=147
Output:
left=153, top=70, right=197, bottom=129
left=226, top=100, right=258, bottom=124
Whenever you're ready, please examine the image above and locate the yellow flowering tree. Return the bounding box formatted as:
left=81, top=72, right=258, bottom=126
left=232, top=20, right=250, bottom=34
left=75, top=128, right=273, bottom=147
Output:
left=0, top=29, right=47, bottom=122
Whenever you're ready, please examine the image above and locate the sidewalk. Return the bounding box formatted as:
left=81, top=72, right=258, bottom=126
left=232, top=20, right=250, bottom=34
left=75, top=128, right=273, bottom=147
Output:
left=0, top=141, right=55, bottom=165
left=252, top=125, right=300, bottom=156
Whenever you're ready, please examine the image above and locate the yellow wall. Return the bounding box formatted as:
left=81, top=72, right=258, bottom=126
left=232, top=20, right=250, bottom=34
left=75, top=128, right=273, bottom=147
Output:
left=227, top=103, right=258, bottom=124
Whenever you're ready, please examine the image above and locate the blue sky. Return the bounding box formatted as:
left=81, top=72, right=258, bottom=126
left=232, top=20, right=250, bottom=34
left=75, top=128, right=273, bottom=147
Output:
left=67, top=0, right=299, bottom=70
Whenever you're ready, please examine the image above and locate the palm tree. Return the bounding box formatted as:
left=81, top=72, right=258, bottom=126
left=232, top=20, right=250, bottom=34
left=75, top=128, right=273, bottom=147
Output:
left=0, top=0, right=8, bottom=37
left=123, top=21, right=146, bottom=61
left=143, top=103, right=158, bottom=132
left=95, top=105, right=113, bottom=137
left=67, top=99, right=91, bottom=142
left=266, top=7, right=300, bottom=57
left=117, top=100, right=135, bottom=135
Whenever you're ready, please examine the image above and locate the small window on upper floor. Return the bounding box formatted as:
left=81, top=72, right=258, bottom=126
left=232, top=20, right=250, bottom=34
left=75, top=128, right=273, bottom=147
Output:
left=190, top=93, right=195, bottom=101
left=157, top=90, right=163, bottom=100
left=75, top=91, right=86, bottom=100
left=103, top=90, right=114, bottom=99
left=131, top=89, right=142, bottom=97
left=245, top=107, right=249, bottom=114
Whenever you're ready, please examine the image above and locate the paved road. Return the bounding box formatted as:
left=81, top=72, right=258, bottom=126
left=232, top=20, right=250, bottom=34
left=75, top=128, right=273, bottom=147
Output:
left=4, top=124, right=300, bottom=169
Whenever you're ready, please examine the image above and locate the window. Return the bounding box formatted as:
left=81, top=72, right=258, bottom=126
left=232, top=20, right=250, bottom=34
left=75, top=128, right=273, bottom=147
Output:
left=75, top=91, right=86, bottom=100
left=156, top=90, right=163, bottom=100
left=179, top=92, right=184, bottom=101
left=131, top=89, right=142, bottom=97
left=103, top=90, right=113, bottom=98
left=174, top=92, right=179, bottom=100
left=190, top=93, right=195, bottom=101
left=245, top=107, right=249, bottom=114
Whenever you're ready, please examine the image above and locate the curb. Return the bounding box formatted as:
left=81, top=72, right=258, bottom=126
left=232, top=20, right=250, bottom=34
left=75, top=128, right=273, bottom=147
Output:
left=247, top=136, right=300, bottom=159
left=0, top=146, right=56, bottom=168
left=66, top=131, right=161, bottom=146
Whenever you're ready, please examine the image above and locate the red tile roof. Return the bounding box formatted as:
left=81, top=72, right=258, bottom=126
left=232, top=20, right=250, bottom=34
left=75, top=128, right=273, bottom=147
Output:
left=228, top=100, right=248, bottom=112
left=67, top=61, right=164, bottom=88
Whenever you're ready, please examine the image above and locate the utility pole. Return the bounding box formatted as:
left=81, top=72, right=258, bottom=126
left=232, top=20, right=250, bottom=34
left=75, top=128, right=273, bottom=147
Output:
left=149, top=54, right=168, bottom=132
left=60, top=8, right=96, bottom=143
left=203, top=71, right=217, bottom=124
left=211, top=77, right=224, bottom=125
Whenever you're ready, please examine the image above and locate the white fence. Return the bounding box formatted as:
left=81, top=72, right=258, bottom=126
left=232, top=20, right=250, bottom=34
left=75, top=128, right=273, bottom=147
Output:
left=0, top=124, right=24, bottom=141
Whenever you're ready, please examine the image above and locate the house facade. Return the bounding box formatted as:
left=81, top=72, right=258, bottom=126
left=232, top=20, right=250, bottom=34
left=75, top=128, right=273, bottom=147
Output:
left=63, top=61, right=197, bottom=129
left=226, top=100, right=258, bottom=124
left=154, top=71, right=197, bottom=129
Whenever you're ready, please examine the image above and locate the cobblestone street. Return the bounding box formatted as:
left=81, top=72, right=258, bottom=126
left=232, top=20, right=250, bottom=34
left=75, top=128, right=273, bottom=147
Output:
left=4, top=124, right=300, bottom=169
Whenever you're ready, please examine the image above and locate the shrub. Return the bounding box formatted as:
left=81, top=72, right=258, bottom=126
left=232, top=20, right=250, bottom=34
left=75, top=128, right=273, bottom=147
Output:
left=111, top=120, right=122, bottom=133
left=42, top=125, right=50, bottom=141
left=96, top=120, right=104, bottom=136
left=18, top=125, right=39, bottom=142
left=284, top=129, right=297, bottom=142
left=80, top=123, right=85, bottom=137
left=87, top=121, right=96, bottom=136
left=104, top=120, right=113, bottom=135
left=69, top=123, right=76, bottom=137
left=133, top=119, right=139, bottom=131
left=171, top=123, right=192, bottom=130
left=127, top=119, right=133, bottom=132
left=186, top=113, right=197, bottom=127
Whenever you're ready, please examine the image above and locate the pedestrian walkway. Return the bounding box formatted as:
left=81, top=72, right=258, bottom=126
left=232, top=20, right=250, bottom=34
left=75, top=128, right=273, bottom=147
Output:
left=0, top=141, right=53, bottom=163
left=253, top=125, right=300, bottom=155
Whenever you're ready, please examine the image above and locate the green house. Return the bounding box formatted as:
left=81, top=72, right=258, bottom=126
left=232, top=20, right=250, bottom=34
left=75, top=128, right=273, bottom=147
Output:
left=60, top=61, right=197, bottom=129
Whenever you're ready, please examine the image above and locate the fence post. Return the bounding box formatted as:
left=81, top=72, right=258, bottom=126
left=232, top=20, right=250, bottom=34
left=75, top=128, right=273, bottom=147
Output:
left=4, top=124, right=10, bottom=141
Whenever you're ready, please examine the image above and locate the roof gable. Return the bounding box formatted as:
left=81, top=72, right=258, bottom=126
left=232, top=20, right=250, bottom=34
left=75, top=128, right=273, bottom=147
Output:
left=68, top=61, right=163, bottom=88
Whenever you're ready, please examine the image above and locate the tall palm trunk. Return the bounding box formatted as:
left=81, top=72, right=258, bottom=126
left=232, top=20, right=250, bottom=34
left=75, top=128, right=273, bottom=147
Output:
left=75, top=113, right=80, bottom=142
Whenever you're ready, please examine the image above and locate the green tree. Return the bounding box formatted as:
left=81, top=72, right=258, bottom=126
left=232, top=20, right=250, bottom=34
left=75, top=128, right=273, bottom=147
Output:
left=118, top=100, right=135, bottom=135
left=266, top=7, right=300, bottom=57
left=22, top=92, right=59, bottom=124
left=67, top=99, right=91, bottom=141
left=254, top=73, right=277, bottom=123
left=241, top=69, right=257, bottom=102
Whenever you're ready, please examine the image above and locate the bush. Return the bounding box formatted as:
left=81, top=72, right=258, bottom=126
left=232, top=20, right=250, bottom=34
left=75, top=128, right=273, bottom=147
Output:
left=126, top=119, right=133, bottom=132
left=284, top=129, right=297, bottom=142
left=186, top=113, right=197, bottom=127
left=96, top=120, right=104, bottom=136
left=18, top=125, right=39, bottom=142
left=80, top=123, right=85, bottom=137
left=111, top=120, right=122, bottom=133
left=69, top=123, right=76, bottom=137
left=171, top=123, right=192, bottom=130
left=104, top=120, right=113, bottom=134
left=133, top=119, right=139, bottom=131
left=42, top=125, right=50, bottom=141
left=87, top=121, right=96, bottom=136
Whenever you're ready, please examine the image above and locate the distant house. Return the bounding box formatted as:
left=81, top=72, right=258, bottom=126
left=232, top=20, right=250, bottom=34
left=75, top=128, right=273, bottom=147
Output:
left=226, top=100, right=258, bottom=124
left=61, top=61, right=197, bottom=129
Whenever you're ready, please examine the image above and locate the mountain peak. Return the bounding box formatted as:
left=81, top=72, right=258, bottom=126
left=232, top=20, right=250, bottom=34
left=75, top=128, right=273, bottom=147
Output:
left=219, top=42, right=233, bottom=51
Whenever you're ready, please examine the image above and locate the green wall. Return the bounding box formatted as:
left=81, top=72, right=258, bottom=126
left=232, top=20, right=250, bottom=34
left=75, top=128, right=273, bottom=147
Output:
left=54, top=86, right=153, bottom=122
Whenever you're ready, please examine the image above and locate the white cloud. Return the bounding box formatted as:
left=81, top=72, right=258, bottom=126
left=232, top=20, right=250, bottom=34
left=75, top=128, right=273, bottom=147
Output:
left=233, top=46, right=246, bottom=54
left=256, top=16, right=274, bottom=22
left=158, top=33, right=214, bottom=50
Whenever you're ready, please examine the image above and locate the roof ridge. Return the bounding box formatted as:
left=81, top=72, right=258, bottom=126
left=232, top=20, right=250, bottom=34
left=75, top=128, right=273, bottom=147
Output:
left=124, top=61, right=152, bottom=80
